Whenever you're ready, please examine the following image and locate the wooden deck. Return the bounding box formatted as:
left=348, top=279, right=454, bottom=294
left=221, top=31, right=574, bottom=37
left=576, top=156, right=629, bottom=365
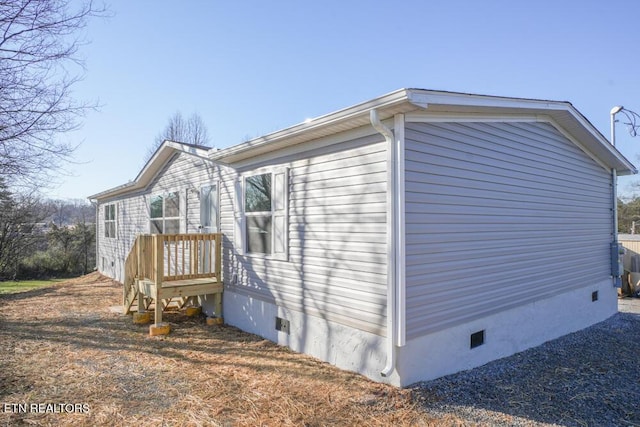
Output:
left=140, top=277, right=223, bottom=299
left=123, top=233, right=223, bottom=325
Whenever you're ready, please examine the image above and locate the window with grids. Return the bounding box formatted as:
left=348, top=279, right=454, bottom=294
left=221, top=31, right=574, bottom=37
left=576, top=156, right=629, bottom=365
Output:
left=150, top=192, right=180, bottom=234
left=104, top=204, right=116, bottom=238
left=236, top=168, right=288, bottom=259
left=245, top=173, right=273, bottom=254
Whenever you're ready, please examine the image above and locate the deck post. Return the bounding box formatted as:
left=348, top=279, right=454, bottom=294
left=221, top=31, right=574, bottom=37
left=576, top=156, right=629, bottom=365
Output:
left=214, top=234, right=223, bottom=317
left=134, top=238, right=142, bottom=312
left=215, top=234, right=222, bottom=281
left=213, top=293, right=222, bottom=317
left=154, top=291, right=163, bottom=324
left=192, top=235, right=199, bottom=275
left=137, top=279, right=143, bottom=313
left=137, top=236, right=142, bottom=280
left=153, top=235, right=164, bottom=325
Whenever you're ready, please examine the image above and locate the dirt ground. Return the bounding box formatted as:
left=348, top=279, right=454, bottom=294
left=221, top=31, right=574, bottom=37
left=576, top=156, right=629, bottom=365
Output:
left=0, top=273, right=450, bottom=426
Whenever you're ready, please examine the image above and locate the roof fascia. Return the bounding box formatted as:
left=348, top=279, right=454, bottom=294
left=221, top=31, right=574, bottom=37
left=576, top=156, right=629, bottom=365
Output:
left=134, top=140, right=210, bottom=183
left=88, top=140, right=216, bottom=201
left=562, top=106, right=636, bottom=174
left=410, top=89, right=570, bottom=111
left=407, top=91, right=636, bottom=175
left=210, top=88, right=418, bottom=163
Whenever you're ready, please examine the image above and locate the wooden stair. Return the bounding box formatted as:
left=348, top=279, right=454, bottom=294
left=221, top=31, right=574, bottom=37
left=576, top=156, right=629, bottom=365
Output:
left=122, top=233, right=223, bottom=326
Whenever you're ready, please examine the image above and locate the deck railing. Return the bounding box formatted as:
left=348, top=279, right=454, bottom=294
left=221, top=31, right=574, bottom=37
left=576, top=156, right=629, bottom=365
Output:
left=123, top=233, right=222, bottom=313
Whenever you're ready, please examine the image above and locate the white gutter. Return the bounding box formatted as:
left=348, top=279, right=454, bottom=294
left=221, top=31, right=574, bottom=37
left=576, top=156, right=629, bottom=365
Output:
left=370, top=109, right=397, bottom=378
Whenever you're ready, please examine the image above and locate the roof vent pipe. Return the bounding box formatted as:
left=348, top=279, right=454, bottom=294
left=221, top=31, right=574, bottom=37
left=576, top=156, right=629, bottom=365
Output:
left=370, top=109, right=397, bottom=379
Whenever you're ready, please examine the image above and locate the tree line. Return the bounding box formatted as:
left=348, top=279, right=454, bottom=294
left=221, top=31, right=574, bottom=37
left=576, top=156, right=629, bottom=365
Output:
left=0, top=179, right=96, bottom=280
left=0, top=2, right=211, bottom=281
left=0, top=0, right=106, bottom=281
left=618, top=197, right=640, bottom=234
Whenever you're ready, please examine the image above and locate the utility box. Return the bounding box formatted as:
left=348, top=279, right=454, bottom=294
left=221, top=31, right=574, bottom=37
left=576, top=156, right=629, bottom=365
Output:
left=612, top=242, right=625, bottom=288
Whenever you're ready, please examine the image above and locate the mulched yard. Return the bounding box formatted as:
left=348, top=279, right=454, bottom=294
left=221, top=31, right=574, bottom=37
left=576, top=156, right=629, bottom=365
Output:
left=0, top=273, right=638, bottom=426
left=0, top=273, right=443, bottom=426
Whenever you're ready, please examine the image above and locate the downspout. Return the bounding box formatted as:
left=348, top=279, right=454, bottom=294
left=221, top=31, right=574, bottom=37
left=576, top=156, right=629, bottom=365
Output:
left=370, top=109, right=397, bottom=378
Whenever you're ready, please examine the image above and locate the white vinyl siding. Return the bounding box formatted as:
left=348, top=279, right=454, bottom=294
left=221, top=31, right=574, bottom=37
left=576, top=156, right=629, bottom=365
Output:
left=97, top=153, right=225, bottom=282
left=228, top=134, right=389, bottom=335
left=149, top=153, right=215, bottom=235
left=97, top=195, right=147, bottom=282
left=94, top=137, right=387, bottom=335
left=404, top=121, right=612, bottom=339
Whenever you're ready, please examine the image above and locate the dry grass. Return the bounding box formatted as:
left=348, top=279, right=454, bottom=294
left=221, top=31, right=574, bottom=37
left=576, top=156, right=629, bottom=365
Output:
left=0, top=273, right=453, bottom=426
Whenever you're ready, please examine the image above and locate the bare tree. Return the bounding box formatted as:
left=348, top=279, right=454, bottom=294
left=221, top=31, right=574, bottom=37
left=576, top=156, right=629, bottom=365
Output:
left=145, top=111, right=211, bottom=162
left=70, top=207, right=96, bottom=275
left=0, top=178, right=51, bottom=280
left=45, top=198, right=94, bottom=226
left=0, top=0, right=105, bottom=189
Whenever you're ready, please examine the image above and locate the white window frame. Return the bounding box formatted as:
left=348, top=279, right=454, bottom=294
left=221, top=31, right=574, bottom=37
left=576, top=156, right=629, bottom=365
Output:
left=235, top=167, right=288, bottom=261
left=245, top=172, right=274, bottom=255
left=149, top=191, right=181, bottom=234
left=104, top=203, right=117, bottom=239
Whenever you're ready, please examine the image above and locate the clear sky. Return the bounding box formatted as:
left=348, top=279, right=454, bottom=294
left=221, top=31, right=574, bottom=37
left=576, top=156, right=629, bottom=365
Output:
left=52, top=0, right=640, bottom=201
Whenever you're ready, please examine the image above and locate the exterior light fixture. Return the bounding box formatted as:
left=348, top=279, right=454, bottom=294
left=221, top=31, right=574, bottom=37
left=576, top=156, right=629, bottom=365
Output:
left=611, top=105, right=640, bottom=145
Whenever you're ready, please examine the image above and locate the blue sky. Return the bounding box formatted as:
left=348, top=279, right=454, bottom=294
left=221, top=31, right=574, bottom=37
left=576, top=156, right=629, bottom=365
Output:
left=54, top=0, right=640, bottom=200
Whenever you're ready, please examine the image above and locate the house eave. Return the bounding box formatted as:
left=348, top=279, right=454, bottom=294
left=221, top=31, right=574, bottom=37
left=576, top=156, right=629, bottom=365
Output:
left=405, top=89, right=635, bottom=175
left=88, top=181, right=139, bottom=201
left=209, top=89, right=428, bottom=164
left=88, top=140, right=212, bottom=201
left=211, top=88, right=636, bottom=174
left=90, top=88, right=636, bottom=201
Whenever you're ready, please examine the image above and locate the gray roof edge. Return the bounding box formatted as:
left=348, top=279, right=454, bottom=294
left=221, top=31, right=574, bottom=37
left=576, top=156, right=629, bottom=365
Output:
left=208, top=88, right=587, bottom=164
left=210, top=88, right=412, bottom=162
left=90, top=89, right=637, bottom=200
left=88, top=140, right=212, bottom=201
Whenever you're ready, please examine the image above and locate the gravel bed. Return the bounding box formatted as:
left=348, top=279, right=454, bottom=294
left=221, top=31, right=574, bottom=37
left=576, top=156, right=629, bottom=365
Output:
left=411, top=303, right=640, bottom=427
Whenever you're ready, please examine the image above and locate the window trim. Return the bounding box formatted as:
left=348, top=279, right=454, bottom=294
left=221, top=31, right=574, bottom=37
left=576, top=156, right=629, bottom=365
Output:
left=104, top=203, right=117, bottom=239
left=244, top=172, right=274, bottom=256
left=236, top=167, right=289, bottom=261
left=149, top=191, right=181, bottom=234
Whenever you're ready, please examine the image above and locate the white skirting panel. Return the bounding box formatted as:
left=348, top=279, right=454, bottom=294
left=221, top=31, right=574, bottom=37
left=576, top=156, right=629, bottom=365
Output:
left=396, top=280, right=617, bottom=387
left=205, top=290, right=399, bottom=385
left=202, top=282, right=616, bottom=388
